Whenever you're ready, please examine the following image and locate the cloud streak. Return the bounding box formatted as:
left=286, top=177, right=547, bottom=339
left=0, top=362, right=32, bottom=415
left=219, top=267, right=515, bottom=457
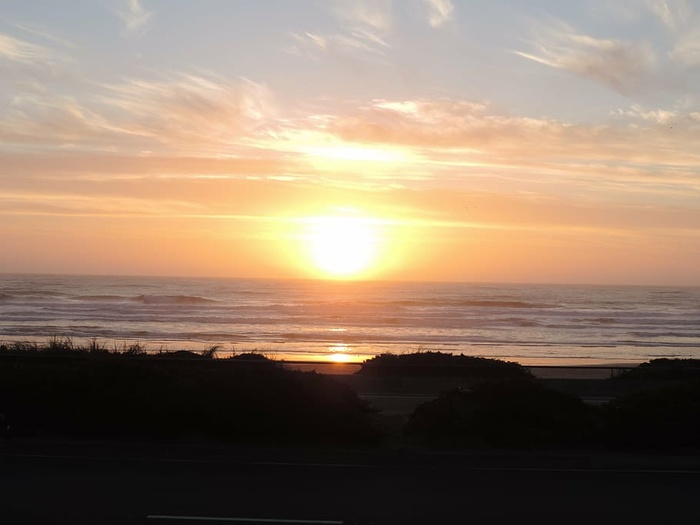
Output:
left=5, top=77, right=700, bottom=203
left=649, top=0, right=693, bottom=31
left=515, top=20, right=656, bottom=94
left=117, top=0, right=153, bottom=34
left=288, top=28, right=388, bottom=59
left=646, top=0, right=700, bottom=66
left=288, top=0, right=453, bottom=62
left=332, top=0, right=393, bottom=33
left=12, top=23, right=75, bottom=49
left=291, top=97, right=700, bottom=200
left=0, top=32, right=58, bottom=65
left=424, top=0, right=454, bottom=28
left=1, top=72, right=277, bottom=156
left=289, top=0, right=392, bottom=60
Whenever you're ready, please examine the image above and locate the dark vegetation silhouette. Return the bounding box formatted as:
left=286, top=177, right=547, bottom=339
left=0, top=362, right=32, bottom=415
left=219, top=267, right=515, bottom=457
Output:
left=1, top=342, right=699, bottom=452
left=399, top=356, right=700, bottom=451
left=356, top=351, right=532, bottom=381
left=614, top=358, right=700, bottom=381
left=0, top=340, right=377, bottom=446
left=601, top=381, right=700, bottom=451
left=405, top=381, right=593, bottom=448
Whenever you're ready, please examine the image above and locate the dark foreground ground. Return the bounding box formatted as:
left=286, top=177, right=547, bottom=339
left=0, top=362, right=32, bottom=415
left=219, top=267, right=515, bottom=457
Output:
left=2, top=352, right=699, bottom=523
left=1, top=440, right=699, bottom=525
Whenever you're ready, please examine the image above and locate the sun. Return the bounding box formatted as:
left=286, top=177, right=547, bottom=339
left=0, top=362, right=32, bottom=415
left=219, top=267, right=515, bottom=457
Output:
left=304, top=214, right=379, bottom=278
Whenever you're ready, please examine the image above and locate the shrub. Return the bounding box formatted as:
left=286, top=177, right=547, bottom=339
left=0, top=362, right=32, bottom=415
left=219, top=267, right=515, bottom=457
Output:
left=155, top=349, right=206, bottom=359
left=0, top=353, right=379, bottom=446
left=356, top=352, right=531, bottom=381
left=615, top=359, right=700, bottom=381
left=406, top=380, right=593, bottom=448
left=600, top=381, right=700, bottom=451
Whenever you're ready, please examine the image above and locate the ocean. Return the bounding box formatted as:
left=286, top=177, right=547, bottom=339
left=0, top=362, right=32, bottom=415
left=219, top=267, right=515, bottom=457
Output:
left=0, top=274, right=699, bottom=365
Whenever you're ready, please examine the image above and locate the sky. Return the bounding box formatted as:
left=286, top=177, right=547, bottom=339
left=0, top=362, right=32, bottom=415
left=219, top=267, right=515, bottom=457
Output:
left=1, top=0, right=700, bottom=285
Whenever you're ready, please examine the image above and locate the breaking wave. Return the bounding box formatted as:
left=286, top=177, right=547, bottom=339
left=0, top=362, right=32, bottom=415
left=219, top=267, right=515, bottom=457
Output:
left=133, top=294, right=219, bottom=305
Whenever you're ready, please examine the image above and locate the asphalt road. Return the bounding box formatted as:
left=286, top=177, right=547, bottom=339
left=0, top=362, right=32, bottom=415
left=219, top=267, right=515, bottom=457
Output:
left=1, top=442, right=699, bottom=524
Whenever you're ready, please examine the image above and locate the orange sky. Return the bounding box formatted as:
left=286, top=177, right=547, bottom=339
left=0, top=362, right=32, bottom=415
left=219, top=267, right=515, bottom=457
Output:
left=2, top=1, right=700, bottom=284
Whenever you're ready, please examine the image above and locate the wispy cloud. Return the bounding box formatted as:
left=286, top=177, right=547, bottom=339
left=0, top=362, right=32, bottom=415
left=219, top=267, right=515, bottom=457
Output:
left=288, top=28, right=388, bottom=59
left=1, top=91, right=117, bottom=149
left=333, top=0, right=393, bottom=52
left=670, top=26, right=700, bottom=66
left=0, top=190, right=199, bottom=218
left=648, top=0, right=693, bottom=31
left=289, top=32, right=327, bottom=55
left=423, top=0, right=454, bottom=28
left=12, top=23, right=75, bottom=49
left=98, top=74, right=276, bottom=148
left=117, top=0, right=153, bottom=34
left=0, top=32, right=57, bottom=64
left=332, top=0, right=393, bottom=33
left=621, top=105, right=679, bottom=124
left=5, top=68, right=700, bottom=200
left=293, top=97, right=700, bottom=199
left=0, top=72, right=277, bottom=156
left=515, top=19, right=656, bottom=95
left=288, top=0, right=452, bottom=61
left=288, top=0, right=392, bottom=59
left=647, top=0, right=700, bottom=66
left=0, top=31, right=73, bottom=85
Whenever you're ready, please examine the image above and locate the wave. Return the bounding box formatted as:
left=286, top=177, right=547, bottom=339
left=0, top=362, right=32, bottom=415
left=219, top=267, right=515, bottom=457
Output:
left=72, top=294, right=219, bottom=305
left=628, top=331, right=700, bottom=339
left=585, top=317, right=617, bottom=324
left=133, top=294, right=219, bottom=305
left=365, top=299, right=551, bottom=309
left=296, top=298, right=552, bottom=310
left=77, top=295, right=133, bottom=302
left=502, top=317, right=541, bottom=327
left=14, top=290, right=68, bottom=298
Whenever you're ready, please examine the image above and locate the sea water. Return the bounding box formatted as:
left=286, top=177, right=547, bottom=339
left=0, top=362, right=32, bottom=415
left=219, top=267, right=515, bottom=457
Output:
left=0, top=274, right=699, bottom=364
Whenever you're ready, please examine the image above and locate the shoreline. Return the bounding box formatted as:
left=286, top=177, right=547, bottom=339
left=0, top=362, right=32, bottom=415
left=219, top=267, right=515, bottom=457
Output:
left=2, top=338, right=691, bottom=367
left=0, top=337, right=645, bottom=379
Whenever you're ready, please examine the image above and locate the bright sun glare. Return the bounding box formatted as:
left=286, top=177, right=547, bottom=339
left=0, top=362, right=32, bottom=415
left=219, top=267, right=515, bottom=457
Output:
left=305, top=215, right=379, bottom=278
left=306, top=145, right=409, bottom=163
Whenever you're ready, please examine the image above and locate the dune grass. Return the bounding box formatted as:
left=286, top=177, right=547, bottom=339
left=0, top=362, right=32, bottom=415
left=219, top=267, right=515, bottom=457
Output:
left=0, top=340, right=378, bottom=446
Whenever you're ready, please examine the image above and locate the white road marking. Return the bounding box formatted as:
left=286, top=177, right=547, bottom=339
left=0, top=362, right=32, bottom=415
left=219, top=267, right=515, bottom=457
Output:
left=146, top=515, right=343, bottom=524
left=0, top=453, right=373, bottom=469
